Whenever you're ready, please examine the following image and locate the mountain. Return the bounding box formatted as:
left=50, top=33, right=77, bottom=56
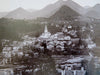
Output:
left=65, top=0, right=85, bottom=14
left=5, top=7, right=31, bottom=19
left=85, top=10, right=100, bottom=19
left=27, top=9, right=38, bottom=12
left=92, top=4, right=100, bottom=12
left=85, top=4, right=100, bottom=19
left=84, top=6, right=91, bottom=9
left=50, top=5, right=80, bottom=20
left=4, top=0, right=85, bottom=19
left=31, top=0, right=84, bottom=19
left=0, top=12, right=8, bottom=18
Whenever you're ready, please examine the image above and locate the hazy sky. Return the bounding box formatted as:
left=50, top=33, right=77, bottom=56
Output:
left=0, top=0, right=100, bottom=12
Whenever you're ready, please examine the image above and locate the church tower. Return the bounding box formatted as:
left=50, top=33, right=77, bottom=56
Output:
left=44, top=25, right=48, bottom=33
left=39, top=25, right=51, bottom=39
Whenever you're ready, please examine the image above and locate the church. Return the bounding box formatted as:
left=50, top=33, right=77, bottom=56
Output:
left=39, top=25, right=51, bottom=39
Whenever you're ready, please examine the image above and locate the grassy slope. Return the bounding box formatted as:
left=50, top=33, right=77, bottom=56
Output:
left=93, top=21, right=100, bottom=57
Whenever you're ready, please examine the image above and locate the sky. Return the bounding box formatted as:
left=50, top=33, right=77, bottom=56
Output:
left=0, top=0, right=100, bottom=12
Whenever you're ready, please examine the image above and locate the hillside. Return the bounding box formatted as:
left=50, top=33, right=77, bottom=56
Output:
left=86, top=10, right=100, bottom=19
left=5, top=7, right=31, bottom=19
left=50, top=5, right=80, bottom=20
left=85, top=4, right=100, bottom=19
left=0, top=12, right=8, bottom=18
left=31, top=0, right=84, bottom=19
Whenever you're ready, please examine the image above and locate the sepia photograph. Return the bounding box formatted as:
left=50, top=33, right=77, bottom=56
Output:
left=0, top=0, right=100, bottom=75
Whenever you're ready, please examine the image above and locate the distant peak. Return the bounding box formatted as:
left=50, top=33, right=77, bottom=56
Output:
left=56, top=0, right=69, bottom=4
left=17, top=7, right=24, bottom=10
left=84, top=6, right=91, bottom=9
left=58, top=0, right=71, bottom=2
left=67, top=0, right=72, bottom=1
left=96, top=3, right=100, bottom=6
left=15, top=7, right=26, bottom=11
left=94, top=4, right=100, bottom=7
left=58, top=0, right=63, bottom=2
left=12, top=7, right=28, bottom=13
left=14, top=7, right=27, bottom=12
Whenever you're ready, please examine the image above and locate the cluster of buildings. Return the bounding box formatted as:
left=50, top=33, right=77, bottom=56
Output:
left=1, top=24, right=96, bottom=65
left=0, top=24, right=96, bottom=75
left=55, top=56, right=86, bottom=75
left=37, top=25, right=79, bottom=51
left=0, top=68, right=13, bottom=75
left=36, top=25, right=96, bottom=53
left=1, top=36, right=36, bottom=65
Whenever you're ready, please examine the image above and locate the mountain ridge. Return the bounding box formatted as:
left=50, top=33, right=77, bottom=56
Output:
left=2, top=0, right=100, bottom=19
left=85, top=4, right=100, bottom=19
left=50, top=5, right=80, bottom=20
left=5, top=7, right=32, bottom=19
left=31, top=0, right=84, bottom=19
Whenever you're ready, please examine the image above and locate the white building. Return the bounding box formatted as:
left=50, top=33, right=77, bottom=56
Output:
left=39, top=25, right=51, bottom=39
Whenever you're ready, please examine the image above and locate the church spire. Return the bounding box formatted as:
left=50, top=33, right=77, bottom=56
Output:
left=39, top=25, right=51, bottom=39
left=44, top=25, right=48, bottom=33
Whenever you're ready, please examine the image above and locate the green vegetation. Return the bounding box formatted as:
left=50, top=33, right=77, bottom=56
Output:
left=0, top=18, right=44, bottom=40
left=0, top=18, right=44, bottom=50
left=0, top=18, right=62, bottom=51
left=50, top=5, right=80, bottom=20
